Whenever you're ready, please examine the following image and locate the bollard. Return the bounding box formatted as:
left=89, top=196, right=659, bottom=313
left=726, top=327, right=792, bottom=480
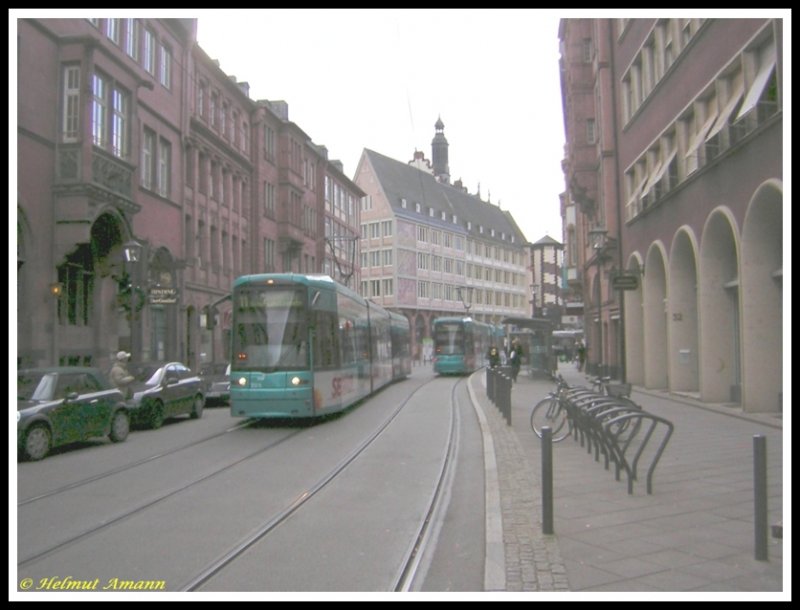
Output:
left=754, top=435, right=768, bottom=561
left=542, top=426, right=554, bottom=534
left=499, top=373, right=512, bottom=425
left=487, top=367, right=495, bottom=402
left=504, top=373, right=512, bottom=425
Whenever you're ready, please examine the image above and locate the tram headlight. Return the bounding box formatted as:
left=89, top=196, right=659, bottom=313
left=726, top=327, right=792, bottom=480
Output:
left=290, top=376, right=309, bottom=386
left=236, top=377, right=247, bottom=387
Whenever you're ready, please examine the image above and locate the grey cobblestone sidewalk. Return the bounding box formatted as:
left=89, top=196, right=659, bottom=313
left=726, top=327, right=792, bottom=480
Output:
left=469, top=364, right=786, bottom=598
left=469, top=373, right=569, bottom=592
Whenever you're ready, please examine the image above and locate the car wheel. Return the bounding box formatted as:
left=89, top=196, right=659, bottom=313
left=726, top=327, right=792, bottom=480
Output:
left=23, top=424, right=51, bottom=461
left=190, top=395, right=204, bottom=419
left=148, top=400, right=165, bottom=429
left=109, top=409, right=130, bottom=442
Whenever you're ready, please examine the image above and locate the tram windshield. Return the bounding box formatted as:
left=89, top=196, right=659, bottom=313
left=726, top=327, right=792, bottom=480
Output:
left=434, top=322, right=465, bottom=355
left=232, top=286, right=309, bottom=371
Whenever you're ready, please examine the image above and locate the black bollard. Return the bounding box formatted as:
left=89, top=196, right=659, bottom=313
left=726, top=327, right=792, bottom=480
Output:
left=487, top=367, right=495, bottom=402
left=754, top=435, right=768, bottom=561
left=542, top=426, right=554, bottom=534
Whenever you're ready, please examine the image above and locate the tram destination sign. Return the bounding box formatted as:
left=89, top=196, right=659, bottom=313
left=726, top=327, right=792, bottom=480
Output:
left=612, top=273, right=639, bottom=291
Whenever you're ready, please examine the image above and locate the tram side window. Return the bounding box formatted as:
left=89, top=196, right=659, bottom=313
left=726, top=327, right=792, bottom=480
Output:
left=312, top=310, right=340, bottom=369
left=340, top=317, right=357, bottom=366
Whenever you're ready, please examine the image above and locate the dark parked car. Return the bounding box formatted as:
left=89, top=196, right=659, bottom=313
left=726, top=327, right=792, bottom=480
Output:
left=128, top=362, right=205, bottom=429
left=200, top=363, right=231, bottom=407
left=17, top=367, right=130, bottom=461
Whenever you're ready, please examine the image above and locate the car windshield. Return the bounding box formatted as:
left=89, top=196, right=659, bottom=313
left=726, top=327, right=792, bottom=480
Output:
left=17, top=371, right=51, bottom=401
left=133, top=365, right=164, bottom=385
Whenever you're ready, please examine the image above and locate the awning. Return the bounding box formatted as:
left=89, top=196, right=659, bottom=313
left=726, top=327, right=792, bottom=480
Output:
left=706, top=83, right=744, bottom=140
left=685, top=111, right=718, bottom=159
left=640, top=158, right=664, bottom=198
left=736, top=43, right=776, bottom=121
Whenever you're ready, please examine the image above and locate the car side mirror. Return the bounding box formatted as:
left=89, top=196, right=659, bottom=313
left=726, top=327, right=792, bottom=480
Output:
left=165, top=375, right=179, bottom=386
left=64, top=391, right=80, bottom=402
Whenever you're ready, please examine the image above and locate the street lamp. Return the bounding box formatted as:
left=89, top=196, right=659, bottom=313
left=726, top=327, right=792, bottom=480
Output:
left=123, top=239, right=142, bottom=264
left=456, top=285, right=473, bottom=316
left=588, top=228, right=615, bottom=377
left=530, top=284, right=539, bottom=318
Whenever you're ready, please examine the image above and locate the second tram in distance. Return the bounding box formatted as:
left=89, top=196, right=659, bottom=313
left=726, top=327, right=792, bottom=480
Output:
left=230, top=273, right=410, bottom=420
left=432, top=316, right=493, bottom=375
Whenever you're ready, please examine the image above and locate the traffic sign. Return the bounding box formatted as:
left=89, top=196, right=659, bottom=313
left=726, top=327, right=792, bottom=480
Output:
left=612, top=273, right=639, bottom=290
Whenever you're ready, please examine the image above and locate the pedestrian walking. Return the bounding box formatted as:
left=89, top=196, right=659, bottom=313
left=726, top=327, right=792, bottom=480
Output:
left=509, top=338, right=523, bottom=382
left=110, top=350, right=135, bottom=399
left=576, top=342, right=586, bottom=372
left=487, top=345, right=501, bottom=368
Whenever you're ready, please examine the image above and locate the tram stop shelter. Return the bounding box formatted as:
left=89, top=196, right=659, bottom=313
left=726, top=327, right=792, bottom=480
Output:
left=500, top=317, right=556, bottom=379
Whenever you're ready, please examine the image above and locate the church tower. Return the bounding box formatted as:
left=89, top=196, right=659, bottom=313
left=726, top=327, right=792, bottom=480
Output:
left=431, top=116, right=450, bottom=184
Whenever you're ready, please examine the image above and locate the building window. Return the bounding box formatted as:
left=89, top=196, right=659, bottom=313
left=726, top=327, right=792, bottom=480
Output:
left=157, top=138, right=171, bottom=197
left=264, top=238, right=277, bottom=272
left=264, top=181, right=275, bottom=217
left=221, top=102, right=228, bottom=137
left=61, top=65, right=80, bottom=143
left=587, top=118, right=596, bottom=144
left=143, top=28, right=156, bottom=75
left=125, top=19, right=139, bottom=60
left=264, top=124, right=274, bottom=159
left=417, top=281, right=430, bottom=299
left=210, top=226, right=219, bottom=269
left=264, top=238, right=275, bottom=271
left=381, top=220, right=392, bottom=237
left=106, top=18, right=120, bottom=45
left=92, top=72, right=130, bottom=159
left=111, top=88, right=129, bottom=158
left=159, top=43, right=172, bottom=89
left=91, top=73, right=108, bottom=148
left=141, top=128, right=154, bottom=189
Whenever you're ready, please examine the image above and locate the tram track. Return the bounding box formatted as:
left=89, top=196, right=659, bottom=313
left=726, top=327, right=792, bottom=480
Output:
left=180, top=375, right=461, bottom=592
left=392, top=377, right=463, bottom=591
left=17, top=419, right=256, bottom=507
left=17, top=427, right=303, bottom=568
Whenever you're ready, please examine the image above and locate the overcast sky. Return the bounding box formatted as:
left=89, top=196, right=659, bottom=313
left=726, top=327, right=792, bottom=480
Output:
left=194, top=8, right=567, bottom=244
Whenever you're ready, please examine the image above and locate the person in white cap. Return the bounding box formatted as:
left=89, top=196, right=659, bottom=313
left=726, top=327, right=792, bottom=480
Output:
left=110, top=351, right=135, bottom=398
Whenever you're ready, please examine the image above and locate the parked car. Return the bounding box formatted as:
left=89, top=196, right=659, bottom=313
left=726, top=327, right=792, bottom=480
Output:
left=17, top=367, right=130, bottom=461
left=200, top=363, right=231, bottom=407
left=127, top=361, right=205, bottom=429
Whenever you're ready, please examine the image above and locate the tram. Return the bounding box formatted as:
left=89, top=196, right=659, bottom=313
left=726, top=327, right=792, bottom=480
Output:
left=432, top=316, right=493, bottom=375
left=229, top=273, right=409, bottom=420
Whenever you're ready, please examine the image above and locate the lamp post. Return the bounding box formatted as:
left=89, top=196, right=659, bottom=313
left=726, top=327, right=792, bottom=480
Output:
left=588, top=228, right=609, bottom=377
left=122, top=239, right=143, bottom=363
left=531, top=284, right=541, bottom=318
left=456, top=286, right=473, bottom=317
left=49, top=282, right=63, bottom=365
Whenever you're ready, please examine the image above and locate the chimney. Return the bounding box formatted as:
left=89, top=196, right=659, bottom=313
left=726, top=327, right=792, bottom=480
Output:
left=268, top=100, right=289, bottom=121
